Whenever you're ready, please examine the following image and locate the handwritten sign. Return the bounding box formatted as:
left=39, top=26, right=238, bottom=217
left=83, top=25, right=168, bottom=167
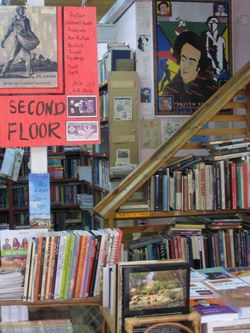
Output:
left=29, top=173, right=50, bottom=227
left=0, top=6, right=99, bottom=147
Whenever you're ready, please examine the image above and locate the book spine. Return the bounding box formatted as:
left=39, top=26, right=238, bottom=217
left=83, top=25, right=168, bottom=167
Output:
left=45, top=235, right=56, bottom=300
left=63, top=233, right=76, bottom=299
left=54, top=235, right=66, bottom=299
left=85, top=238, right=97, bottom=298
left=40, top=236, right=50, bottom=301
left=51, top=236, right=60, bottom=299
left=23, top=239, right=33, bottom=302
left=73, top=235, right=88, bottom=298
left=59, top=234, right=71, bottom=299
left=33, top=236, right=44, bottom=302
left=230, top=162, right=237, bottom=210
left=81, top=236, right=93, bottom=298
left=174, top=170, right=182, bottom=210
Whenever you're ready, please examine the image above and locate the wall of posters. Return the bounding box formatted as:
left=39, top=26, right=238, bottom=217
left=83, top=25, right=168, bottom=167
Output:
left=0, top=6, right=99, bottom=147
left=154, top=0, right=232, bottom=115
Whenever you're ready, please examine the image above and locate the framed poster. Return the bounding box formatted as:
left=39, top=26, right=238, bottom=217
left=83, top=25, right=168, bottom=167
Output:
left=0, top=5, right=99, bottom=147
left=154, top=0, right=232, bottom=115
left=122, top=261, right=190, bottom=318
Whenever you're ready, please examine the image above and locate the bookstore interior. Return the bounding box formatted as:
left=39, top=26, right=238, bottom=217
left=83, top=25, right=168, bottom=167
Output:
left=0, top=0, right=249, bottom=332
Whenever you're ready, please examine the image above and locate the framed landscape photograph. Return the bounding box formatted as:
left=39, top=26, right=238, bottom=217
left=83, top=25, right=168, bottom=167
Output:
left=122, top=260, right=190, bottom=318
left=154, top=0, right=232, bottom=115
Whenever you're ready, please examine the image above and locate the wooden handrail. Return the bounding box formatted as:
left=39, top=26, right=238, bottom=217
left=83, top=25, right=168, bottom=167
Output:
left=94, top=60, right=250, bottom=220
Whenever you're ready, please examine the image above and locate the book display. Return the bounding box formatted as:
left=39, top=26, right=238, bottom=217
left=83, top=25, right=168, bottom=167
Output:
left=0, top=0, right=248, bottom=331
left=95, top=58, right=250, bottom=332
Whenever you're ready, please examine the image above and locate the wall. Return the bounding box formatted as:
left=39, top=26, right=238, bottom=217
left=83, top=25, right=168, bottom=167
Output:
left=232, top=0, right=250, bottom=72
left=115, top=3, right=137, bottom=51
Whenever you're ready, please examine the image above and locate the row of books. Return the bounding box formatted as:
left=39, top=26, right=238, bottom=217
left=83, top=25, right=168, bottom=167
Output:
left=122, top=227, right=249, bottom=269
left=205, top=138, right=250, bottom=156
left=51, top=210, right=84, bottom=231
left=22, top=228, right=123, bottom=302
left=93, top=158, right=110, bottom=191
left=12, top=185, right=29, bottom=208
left=150, top=157, right=250, bottom=212
left=48, top=157, right=80, bottom=179
left=50, top=183, right=80, bottom=206
left=94, top=123, right=109, bottom=155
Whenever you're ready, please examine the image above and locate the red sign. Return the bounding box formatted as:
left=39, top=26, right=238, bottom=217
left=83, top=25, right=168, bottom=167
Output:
left=0, top=6, right=99, bottom=147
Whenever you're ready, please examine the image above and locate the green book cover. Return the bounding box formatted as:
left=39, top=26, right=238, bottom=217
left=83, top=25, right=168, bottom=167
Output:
left=59, top=234, right=72, bottom=299
left=63, top=233, right=76, bottom=299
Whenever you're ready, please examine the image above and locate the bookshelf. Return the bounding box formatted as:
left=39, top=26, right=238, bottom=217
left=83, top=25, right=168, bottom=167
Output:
left=94, top=61, right=250, bottom=227
left=0, top=148, right=87, bottom=230
left=96, top=60, right=250, bottom=333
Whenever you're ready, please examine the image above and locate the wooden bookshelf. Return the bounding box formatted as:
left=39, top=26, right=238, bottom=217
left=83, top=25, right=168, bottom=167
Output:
left=0, top=297, right=102, bottom=308
left=94, top=61, right=250, bottom=226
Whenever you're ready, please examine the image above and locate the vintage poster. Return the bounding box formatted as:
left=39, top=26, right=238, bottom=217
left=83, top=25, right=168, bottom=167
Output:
left=114, top=96, right=132, bottom=121
left=141, top=118, right=161, bottom=149
left=154, top=0, right=232, bottom=115
left=0, top=6, right=99, bottom=147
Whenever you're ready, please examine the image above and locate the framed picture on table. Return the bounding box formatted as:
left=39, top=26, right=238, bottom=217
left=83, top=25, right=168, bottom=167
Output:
left=122, top=260, right=190, bottom=318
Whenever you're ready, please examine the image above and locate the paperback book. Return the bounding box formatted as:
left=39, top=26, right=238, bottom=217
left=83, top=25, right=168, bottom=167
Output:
left=190, top=298, right=239, bottom=323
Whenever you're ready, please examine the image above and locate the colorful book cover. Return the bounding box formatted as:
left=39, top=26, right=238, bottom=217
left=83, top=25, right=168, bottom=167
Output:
left=0, top=229, right=47, bottom=268
left=190, top=281, right=217, bottom=298
left=190, top=298, right=239, bottom=323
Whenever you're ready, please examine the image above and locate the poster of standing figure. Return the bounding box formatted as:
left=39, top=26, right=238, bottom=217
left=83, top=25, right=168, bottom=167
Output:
left=0, top=6, right=99, bottom=148
left=0, top=6, right=57, bottom=88
left=154, top=0, right=232, bottom=115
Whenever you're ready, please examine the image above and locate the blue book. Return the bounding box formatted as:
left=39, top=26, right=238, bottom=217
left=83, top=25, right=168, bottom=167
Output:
left=108, top=48, right=132, bottom=71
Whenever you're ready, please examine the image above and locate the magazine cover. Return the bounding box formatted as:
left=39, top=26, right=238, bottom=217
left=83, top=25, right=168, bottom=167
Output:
left=0, top=229, right=47, bottom=267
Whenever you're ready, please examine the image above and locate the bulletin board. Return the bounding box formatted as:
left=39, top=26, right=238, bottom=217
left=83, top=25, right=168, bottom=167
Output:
left=154, top=0, right=232, bottom=115
left=0, top=6, right=99, bottom=147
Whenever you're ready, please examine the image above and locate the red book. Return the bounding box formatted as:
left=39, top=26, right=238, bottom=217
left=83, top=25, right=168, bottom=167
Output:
left=230, top=162, right=237, bottom=210
left=114, top=228, right=123, bottom=264
left=85, top=239, right=97, bottom=298
left=73, top=234, right=88, bottom=298
left=32, top=237, right=44, bottom=302
left=242, top=161, right=248, bottom=208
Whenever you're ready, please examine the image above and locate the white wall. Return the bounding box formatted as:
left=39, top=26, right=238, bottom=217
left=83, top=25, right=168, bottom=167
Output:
left=232, top=0, right=250, bottom=72
left=115, top=3, right=137, bottom=50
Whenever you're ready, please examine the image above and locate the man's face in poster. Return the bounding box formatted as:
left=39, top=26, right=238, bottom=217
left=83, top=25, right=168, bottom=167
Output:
left=180, top=42, right=201, bottom=84
left=217, top=4, right=226, bottom=15
left=208, top=17, right=219, bottom=33
left=159, top=3, right=168, bottom=15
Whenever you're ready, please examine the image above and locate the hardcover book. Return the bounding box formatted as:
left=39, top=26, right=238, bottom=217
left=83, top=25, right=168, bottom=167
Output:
left=190, top=298, right=238, bottom=323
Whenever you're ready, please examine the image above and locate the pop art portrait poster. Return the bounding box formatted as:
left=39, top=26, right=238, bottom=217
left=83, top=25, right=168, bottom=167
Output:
left=154, top=0, right=232, bottom=115
left=0, top=6, right=99, bottom=147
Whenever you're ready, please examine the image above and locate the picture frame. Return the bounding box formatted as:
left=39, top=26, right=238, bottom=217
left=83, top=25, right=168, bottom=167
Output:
left=153, top=0, right=232, bottom=115
left=122, top=260, right=190, bottom=318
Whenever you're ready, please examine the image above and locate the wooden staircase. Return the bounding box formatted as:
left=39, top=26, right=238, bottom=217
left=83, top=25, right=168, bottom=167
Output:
left=94, top=60, right=250, bottom=226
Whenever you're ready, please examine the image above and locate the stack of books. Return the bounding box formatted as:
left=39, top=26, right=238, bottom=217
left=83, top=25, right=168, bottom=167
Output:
left=0, top=267, right=24, bottom=300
